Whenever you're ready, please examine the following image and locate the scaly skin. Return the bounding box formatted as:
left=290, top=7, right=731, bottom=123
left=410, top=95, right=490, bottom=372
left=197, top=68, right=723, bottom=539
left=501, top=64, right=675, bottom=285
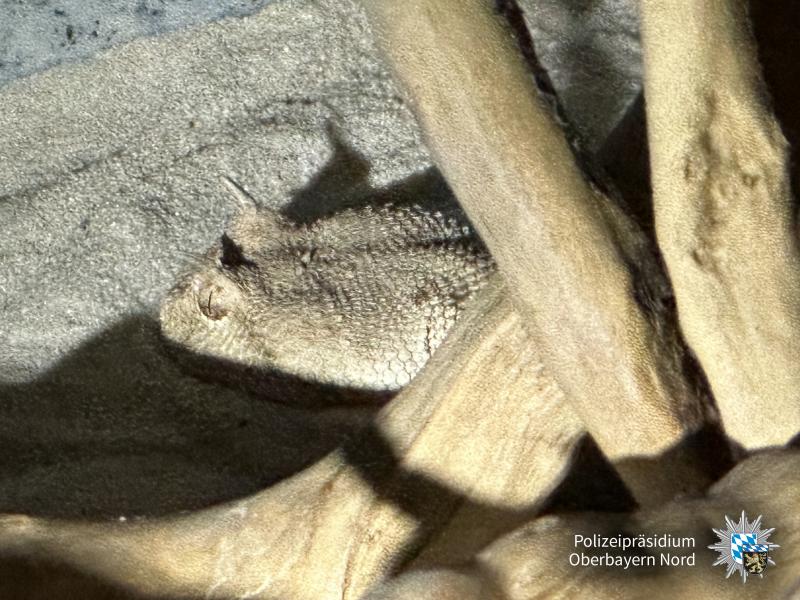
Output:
left=160, top=183, right=494, bottom=395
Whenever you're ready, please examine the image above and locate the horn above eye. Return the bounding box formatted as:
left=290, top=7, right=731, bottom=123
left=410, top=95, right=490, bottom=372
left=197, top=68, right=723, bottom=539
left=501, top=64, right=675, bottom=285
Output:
left=220, top=175, right=258, bottom=212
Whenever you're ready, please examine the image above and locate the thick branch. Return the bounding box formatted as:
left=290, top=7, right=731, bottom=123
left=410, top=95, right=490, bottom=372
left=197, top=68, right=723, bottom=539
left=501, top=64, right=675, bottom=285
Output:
left=0, top=279, right=585, bottom=599
left=361, top=0, right=722, bottom=499
left=640, top=0, right=800, bottom=448
left=367, top=448, right=800, bottom=599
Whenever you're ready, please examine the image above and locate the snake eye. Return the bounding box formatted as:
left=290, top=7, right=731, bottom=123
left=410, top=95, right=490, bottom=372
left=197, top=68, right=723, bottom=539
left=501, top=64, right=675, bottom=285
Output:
left=196, top=282, right=230, bottom=320
left=219, top=234, right=252, bottom=269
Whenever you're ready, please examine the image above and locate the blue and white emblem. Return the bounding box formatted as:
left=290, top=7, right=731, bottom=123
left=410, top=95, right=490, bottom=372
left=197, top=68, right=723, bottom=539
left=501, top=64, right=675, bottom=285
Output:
left=708, top=512, right=779, bottom=581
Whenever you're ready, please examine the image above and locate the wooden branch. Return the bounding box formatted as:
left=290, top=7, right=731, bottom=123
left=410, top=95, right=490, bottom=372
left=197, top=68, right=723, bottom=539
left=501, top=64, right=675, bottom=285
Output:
left=366, top=448, right=800, bottom=599
left=0, top=278, right=585, bottom=599
left=360, top=0, right=723, bottom=501
left=640, top=0, right=800, bottom=448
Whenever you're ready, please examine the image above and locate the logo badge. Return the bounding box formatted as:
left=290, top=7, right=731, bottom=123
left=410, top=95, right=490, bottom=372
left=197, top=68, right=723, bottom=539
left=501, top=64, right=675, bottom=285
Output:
left=708, top=512, right=779, bottom=581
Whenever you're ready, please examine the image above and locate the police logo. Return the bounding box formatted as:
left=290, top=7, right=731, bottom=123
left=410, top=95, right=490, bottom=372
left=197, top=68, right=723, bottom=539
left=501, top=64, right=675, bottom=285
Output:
left=743, top=548, right=769, bottom=575
left=708, top=512, right=779, bottom=582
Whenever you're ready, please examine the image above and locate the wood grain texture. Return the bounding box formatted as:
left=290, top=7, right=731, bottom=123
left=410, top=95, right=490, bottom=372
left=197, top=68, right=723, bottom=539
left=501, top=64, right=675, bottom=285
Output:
left=361, top=0, right=725, bottom=503
left=640, top=0, right=800, bottom=448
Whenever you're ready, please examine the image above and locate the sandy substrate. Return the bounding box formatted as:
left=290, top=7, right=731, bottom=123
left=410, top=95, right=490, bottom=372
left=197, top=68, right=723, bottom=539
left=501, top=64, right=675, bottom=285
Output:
left=0, top=0, right=640, bottom=518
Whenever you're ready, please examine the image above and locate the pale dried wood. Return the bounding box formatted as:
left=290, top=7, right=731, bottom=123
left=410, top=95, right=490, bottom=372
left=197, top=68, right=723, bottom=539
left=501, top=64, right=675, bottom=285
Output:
left=0, top=278, right=585, bottom=599
left=360, top=0, right=725, bottom=503
left=640, top=0, right=800, bottom=448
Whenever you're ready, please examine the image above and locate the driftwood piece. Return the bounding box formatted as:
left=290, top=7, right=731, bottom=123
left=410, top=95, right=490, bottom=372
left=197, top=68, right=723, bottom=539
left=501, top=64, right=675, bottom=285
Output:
left=2, top=0, right=798, bottom=597
left=360, top=0, right=727, bottom=504
left=366, top=448, right=800, bottom=600
left=639, top=0, right=800, bottom=448
left=0, top=277, right=586, bottom=599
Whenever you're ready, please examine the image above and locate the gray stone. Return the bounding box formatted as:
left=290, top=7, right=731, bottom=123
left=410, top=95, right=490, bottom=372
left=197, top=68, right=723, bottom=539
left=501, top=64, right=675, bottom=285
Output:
left=0, top=0, right=643, bottom=517
left=0, top=0, right=276, bottom=87
left=520, top=0, right=642, bottom=150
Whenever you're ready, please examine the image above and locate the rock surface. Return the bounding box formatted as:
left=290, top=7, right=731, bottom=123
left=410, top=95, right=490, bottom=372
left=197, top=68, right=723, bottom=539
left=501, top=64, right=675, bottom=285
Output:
left=0, top=0, right=642, bottom=517
left=519, top=0, right=641, bottom=151
left=0, top=0, right=275, bottom=87
left=3, top=1, right=798, bottom=599
left=0, top=0, right=424, bottom=517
